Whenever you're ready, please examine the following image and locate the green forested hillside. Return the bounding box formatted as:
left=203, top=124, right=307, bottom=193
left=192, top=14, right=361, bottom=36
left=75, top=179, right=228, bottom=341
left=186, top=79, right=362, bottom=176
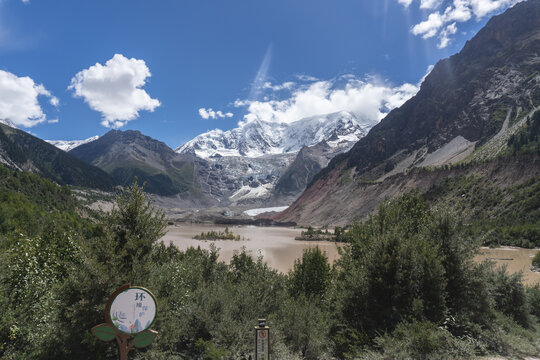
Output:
left=0, top=123, right=115, bottom=190
left=2, top=167, right=540, bottom=359
left=508, top=109, right=540, bottom=154
left=0, top=164, right=82, bottom=237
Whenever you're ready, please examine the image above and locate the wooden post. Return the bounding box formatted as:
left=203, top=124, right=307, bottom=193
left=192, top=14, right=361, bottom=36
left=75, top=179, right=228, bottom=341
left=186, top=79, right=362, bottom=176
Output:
left=116, top=333, right=134, bottom=360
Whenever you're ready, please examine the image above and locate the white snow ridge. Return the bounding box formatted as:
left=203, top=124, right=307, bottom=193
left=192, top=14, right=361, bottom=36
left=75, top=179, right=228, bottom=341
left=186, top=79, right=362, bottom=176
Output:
left=46, top=136, right=99, bottom=152
left=176, top=111, right=375, bottom=158
left=244, top=206, right=289, bottom=217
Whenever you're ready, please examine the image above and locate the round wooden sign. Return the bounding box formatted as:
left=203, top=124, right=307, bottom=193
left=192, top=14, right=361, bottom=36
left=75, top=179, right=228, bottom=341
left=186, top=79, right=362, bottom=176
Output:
left=108, top=287, right=157, bottom=335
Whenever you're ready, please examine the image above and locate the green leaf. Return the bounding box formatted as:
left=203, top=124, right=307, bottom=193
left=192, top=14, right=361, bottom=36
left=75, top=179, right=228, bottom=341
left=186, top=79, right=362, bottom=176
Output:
left=133, top=329, right=158, bottom=348
left=92, top=323, right=116, bottom=342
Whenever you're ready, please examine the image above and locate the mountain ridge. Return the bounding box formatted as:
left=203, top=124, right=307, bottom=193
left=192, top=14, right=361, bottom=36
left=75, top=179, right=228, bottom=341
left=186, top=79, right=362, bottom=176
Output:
left=176, top=111, right=373, bottom=158
left=69, top=129, right=201, bottom=196
left=276, top=0, right=540, bottom=224
left=0, top=123, right=115, bottom=190
left=66, top=111, right=372, bottom=204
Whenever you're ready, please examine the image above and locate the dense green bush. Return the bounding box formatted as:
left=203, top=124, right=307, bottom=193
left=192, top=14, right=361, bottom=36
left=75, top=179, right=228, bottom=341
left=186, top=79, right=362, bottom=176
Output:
left=289, top=247, right=331, bottom=299
left=363, top=320, right=476, bottom=360
left=488, top=266, right=529, bottom=327
left=333, top=194, right=471, bottom=339
left=328, top=193, right=537, bottom=358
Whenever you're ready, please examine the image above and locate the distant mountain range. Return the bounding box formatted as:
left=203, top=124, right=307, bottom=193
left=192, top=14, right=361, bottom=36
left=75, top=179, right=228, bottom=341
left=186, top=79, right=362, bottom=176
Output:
left=179, top=111, right=372, bottom=205
left=46, top=136, right=99, bottom=152
left=176, top=111, right=373, bottom=158
left=43, top=110, right=373, bottom=204
left=275, top=0, right=540, bottom=225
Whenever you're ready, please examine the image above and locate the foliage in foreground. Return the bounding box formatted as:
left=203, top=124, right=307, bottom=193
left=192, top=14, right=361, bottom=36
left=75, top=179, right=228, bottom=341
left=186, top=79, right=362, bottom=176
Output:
left=1, top=168, right=540, bottom=359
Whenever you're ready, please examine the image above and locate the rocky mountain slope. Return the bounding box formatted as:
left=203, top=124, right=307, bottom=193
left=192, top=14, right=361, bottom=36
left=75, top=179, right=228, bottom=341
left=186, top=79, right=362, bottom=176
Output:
left=275, top=153, right=539, bottom=226
left=195, top=152, right=296, bottom=204
left=275, top=0, right=540, bottom=225
left=271, top=139, right=357, bottom=203
left=0, top=123, right=114, bottom=190
left=69, top=130, right=201, bottom=196
left=174, top=111, right=373, bottom=205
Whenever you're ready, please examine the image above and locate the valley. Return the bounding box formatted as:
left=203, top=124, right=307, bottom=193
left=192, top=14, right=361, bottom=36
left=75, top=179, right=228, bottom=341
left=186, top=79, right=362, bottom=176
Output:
left=161, top=224, right=540, bottom=285
left=161, top=224, right=341, bottom=273
left=1, top=1, right=540, bottom=359
left=57, top=110, right=372, bottom=207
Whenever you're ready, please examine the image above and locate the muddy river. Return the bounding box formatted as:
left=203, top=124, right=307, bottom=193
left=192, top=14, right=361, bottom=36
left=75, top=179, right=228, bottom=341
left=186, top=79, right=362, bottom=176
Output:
left=161, top=224, right=341, bottom=273
left=476, top=247, right=540, bottom=285
left=162, top=225, right=540, bottom=284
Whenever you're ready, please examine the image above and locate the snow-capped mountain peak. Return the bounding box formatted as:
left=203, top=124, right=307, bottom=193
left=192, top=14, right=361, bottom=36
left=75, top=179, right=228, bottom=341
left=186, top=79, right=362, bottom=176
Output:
left=46, top=136, right=100, bottom=152
left=176, top=111, right=374, bottom=158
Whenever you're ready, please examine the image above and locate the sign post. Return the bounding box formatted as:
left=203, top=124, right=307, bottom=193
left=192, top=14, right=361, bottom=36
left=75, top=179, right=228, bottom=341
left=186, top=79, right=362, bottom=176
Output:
left=92, top=284, right=158, bottom=360
left=254, top=318, right=270, bottom=360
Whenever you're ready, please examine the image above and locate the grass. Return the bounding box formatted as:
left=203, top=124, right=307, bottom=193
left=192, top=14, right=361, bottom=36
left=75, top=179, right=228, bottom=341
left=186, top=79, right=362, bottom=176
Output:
left=485, top=106, right=508, bottom=138
left=338, top=167, right=353, bottom=185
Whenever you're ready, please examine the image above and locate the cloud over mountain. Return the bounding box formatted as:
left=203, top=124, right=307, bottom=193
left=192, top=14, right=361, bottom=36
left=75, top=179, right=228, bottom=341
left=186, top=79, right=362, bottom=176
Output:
left=69, top=54, right=160, bottom=128
left=403, top=0, right=524, bottom=48
left=198, top=108, right=233, bottom=120
left=0, top=70, right=58, bottom=128
left=234, top=75, right=421, bottom=127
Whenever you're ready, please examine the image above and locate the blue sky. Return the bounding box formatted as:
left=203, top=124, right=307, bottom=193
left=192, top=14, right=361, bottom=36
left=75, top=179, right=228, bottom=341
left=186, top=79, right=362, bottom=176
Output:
left=0, top=0, right=523, bottom=148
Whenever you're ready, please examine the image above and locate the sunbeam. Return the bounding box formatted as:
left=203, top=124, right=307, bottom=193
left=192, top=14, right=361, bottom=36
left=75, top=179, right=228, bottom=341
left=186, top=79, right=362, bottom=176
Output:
left=248, top=43, right=273, bottom=101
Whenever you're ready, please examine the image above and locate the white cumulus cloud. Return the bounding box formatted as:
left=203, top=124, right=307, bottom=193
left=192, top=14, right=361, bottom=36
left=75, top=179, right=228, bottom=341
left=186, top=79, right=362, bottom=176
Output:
left=405, top=0, right=523, bottom=48
left=420, top=0, right=443, bottom=9
left=263, top=81, right=295, bottom=91
left=438, top=22, right=458, bottom=48
left=69, top=54, right=160, bottom=128
left=234, top=74, right=424, bottom=127
left=398, top=0, right=414, bottom=6
left=412, top=12, right=445, bottom=38
left=198, top=108, right=233, bottom=120
left=0, top=70, right=58, bottom=128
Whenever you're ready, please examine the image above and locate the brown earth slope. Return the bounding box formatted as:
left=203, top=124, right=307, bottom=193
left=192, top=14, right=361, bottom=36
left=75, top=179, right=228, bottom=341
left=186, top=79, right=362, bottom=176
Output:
left=275, top=153, right=540, bottom=226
